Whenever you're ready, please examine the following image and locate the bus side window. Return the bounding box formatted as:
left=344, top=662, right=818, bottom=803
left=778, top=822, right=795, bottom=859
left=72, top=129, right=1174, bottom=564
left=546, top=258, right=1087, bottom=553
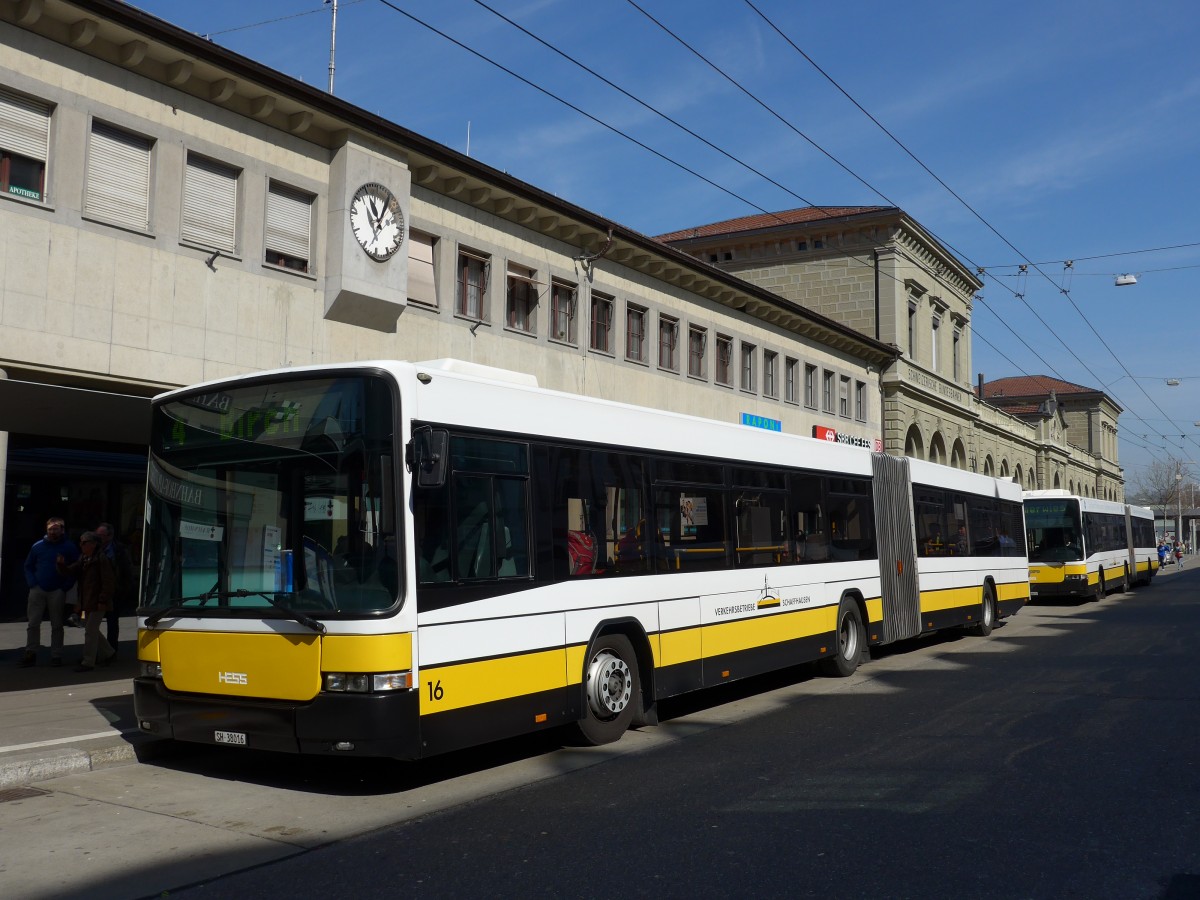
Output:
left=415, top=487, right=452, bottom=583
left=454, top=475, right=494, bottom=579
left=493, top=477, right=530, bottom=578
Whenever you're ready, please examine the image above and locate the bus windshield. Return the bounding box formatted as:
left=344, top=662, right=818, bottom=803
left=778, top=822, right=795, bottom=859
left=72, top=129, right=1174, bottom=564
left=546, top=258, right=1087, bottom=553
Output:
left=1025, top=498, right=1083, bottom=562
left=142, top=374, right=399, bottom=617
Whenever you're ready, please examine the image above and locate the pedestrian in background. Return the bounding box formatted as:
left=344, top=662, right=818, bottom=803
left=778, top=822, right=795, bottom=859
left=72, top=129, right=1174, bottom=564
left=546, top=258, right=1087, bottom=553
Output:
left=96, top=522, right=134, bottom=655
left=57, top=531, right=117, bottom=672
left=19, top=517, right=79, bottom=667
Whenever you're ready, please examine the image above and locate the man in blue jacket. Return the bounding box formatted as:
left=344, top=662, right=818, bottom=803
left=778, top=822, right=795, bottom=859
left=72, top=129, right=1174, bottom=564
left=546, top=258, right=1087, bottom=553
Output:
left=20, top=517, right=79, bottom=667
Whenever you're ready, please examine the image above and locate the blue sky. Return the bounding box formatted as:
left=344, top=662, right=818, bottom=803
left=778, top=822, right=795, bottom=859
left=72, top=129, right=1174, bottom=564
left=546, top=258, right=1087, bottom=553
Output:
left=130, top=0, right=1200, bottom=485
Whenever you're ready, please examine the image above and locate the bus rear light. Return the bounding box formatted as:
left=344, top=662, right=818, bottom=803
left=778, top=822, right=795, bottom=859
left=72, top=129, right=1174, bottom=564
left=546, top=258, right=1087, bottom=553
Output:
left=323, top=671, right=412, bottom=693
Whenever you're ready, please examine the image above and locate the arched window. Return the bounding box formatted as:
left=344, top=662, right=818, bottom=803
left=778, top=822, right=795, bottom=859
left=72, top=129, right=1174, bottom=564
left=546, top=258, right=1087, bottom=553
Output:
left=904, top=424, right=925, bottom=460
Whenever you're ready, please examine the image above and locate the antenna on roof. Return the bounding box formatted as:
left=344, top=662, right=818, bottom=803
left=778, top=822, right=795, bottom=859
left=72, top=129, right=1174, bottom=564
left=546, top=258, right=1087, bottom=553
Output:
left=325, top=0, right=338, bottom=94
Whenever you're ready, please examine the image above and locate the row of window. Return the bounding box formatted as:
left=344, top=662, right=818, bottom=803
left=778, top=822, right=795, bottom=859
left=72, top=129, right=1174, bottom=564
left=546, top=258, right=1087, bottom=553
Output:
left=907, top=296, right=965, bottom=382
left=1083, top=511, right=1155, bottom=556
left=913, top=486, right=1026, bottom=559
left=413, top=432, right=878, bottom=607
left=410, top=238, right=869, bottom=417
left=1, top=85, right=315, bottom=273
left=1, top=82, right=867, bottom=415
left=704, top=237, right=827, bottom=264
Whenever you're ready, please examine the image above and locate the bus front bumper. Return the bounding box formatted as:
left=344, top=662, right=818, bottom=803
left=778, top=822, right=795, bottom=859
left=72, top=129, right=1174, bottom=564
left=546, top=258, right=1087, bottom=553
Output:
left=134, top=677, right=422, bottom=759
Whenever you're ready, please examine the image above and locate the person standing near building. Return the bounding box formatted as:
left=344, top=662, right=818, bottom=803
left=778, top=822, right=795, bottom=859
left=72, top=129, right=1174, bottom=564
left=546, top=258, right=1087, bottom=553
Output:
left=19, top=517, right=79, bottom=667
left=57, top=531, right=117, bottom=672
left=96, top=522, right=134, bottom=655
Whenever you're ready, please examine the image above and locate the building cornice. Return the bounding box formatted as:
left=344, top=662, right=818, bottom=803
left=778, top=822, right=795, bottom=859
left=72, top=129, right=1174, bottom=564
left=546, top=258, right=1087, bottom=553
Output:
left=5, top=0, right=898, bottom=368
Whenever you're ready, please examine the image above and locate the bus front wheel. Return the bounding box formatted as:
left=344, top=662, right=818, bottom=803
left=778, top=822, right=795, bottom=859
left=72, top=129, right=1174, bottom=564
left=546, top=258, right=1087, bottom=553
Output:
left=572, top=634, right=640, bottom=746
left=820, top=598, right=864, bottom=677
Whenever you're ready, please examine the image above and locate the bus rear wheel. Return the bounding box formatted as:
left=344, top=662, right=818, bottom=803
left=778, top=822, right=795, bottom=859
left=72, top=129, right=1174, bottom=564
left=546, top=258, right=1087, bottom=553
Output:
left=820, top=598, right=864, bottom=677
left=572, top=634, right=640, bottom=746
left=970, top=584, right=996, bottom=636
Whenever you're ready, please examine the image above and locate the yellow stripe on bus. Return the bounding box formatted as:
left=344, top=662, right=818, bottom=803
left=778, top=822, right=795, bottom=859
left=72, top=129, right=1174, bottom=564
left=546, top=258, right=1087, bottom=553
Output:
left=421, top=647, right=569, bottom=714
left=703, top=606, right=835, bottom=658
left=322, top=632, right=412, bottom=671
left=920, top=585, right=981, bottom=613
left=996, top=581, right=1030, bottom=603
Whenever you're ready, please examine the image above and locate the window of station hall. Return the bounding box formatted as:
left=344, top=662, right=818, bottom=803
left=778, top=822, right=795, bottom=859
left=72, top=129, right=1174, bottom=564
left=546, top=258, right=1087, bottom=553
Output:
left=181, top=152, right=239, bottom=254
left=0, top=86, right=51, bottom=204
left=457, top=247, right=489, bottom=320
left=550, top=278, right=577, bottom=344
left=506, top=262, right=537, bottom=333
left=265, top=180, right=315, bottom=273
left=590, top=290, right=613, bottom=354
left=85, top=121, right=153, bottom=232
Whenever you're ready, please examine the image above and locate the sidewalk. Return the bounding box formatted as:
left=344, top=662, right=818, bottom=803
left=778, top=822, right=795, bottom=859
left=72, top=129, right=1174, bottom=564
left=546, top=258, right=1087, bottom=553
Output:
left=0, top=615, right=160, bottom=788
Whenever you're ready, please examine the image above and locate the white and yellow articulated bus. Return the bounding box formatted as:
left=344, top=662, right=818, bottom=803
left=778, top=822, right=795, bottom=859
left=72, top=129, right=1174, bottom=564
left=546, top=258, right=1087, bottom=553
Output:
left=135, top=359, right=1029, bottom=759
left=1024, top=490, right=1158, bottom=601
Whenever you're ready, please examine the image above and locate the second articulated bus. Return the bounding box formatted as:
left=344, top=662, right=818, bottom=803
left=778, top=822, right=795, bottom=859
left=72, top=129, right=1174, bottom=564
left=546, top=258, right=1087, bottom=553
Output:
left=134, top=359, right=1029, bottom=759
left=1024, top=489, right=1158, bottom=600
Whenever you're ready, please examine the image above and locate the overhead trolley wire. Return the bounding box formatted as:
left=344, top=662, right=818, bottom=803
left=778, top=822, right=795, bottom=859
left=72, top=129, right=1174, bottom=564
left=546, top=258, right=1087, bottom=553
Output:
left=738, top=1, right=1199, bottom=457
left=371, top=0, right=786, bottom=221
left=362, top=0, right=1189, bottom=460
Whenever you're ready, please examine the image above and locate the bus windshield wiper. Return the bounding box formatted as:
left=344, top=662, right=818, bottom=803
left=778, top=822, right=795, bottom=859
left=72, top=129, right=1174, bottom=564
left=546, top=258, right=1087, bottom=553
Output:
left=144, top=589, right=223, bottom=627
left=144, top=589, right=326, bottom=634
left=240, top=590, right=327, bottom=635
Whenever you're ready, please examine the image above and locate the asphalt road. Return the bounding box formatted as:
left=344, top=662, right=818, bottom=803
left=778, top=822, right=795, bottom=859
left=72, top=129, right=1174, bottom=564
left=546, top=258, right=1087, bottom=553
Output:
left=169, top=571, right=1199, bottom=900
left=5, top=569, right=1197, bottom=900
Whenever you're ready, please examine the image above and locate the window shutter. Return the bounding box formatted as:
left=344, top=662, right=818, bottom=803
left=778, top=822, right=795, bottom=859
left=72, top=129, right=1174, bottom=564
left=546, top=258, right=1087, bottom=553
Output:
left=407, top=231, right=436, bottom=305
left=265, top=183, right=311, bottom=261
left=182, top=155, right=238, bottom=252
left=0, top=87, right=50, bottom=162
left=85, top=123, right=151, bottom=230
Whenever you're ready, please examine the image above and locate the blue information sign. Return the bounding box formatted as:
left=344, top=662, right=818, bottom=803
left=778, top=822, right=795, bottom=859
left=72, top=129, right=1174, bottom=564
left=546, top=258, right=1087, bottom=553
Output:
left=740, top=413, right=782, bottom=432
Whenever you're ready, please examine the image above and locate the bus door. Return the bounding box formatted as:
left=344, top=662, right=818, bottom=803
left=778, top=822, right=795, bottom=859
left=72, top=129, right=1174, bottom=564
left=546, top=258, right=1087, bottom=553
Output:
left=871, top=453, right=920, bottom=642
left=1123, top=506, right=1137, bottom=575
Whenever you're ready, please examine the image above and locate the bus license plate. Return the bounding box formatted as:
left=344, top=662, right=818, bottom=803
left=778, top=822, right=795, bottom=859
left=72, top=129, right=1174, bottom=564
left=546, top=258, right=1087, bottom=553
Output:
left=214, top=730, right=247, bottom=746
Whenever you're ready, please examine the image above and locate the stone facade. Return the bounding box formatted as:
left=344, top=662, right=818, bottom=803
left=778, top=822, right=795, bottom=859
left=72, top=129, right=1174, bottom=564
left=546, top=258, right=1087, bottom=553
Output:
left=657, top=208, right=1122, bottom=497
left=982, top=376, right=1124, bottom=501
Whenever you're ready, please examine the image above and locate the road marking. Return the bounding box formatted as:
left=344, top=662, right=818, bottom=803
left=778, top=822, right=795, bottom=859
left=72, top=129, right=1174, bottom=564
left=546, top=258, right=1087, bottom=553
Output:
left=0, top=729, right=138, bottom=755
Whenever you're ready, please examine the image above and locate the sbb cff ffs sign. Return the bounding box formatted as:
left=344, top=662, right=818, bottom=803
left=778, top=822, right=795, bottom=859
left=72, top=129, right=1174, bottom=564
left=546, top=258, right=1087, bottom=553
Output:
left=813, top=425, right=882, bottom=452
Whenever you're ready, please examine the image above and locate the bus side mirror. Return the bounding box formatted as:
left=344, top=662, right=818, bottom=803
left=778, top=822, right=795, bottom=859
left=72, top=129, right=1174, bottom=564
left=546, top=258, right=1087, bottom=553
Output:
left=409, top=427, right=448, bottom=488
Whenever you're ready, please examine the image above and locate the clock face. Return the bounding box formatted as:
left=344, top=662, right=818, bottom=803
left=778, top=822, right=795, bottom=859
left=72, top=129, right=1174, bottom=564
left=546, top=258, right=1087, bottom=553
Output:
left=350, top=182, right=405, bottom=261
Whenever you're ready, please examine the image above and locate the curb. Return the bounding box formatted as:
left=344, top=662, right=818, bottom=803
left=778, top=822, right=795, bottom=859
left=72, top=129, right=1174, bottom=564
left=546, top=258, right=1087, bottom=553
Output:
left=0, top=733, right=164, bottom=789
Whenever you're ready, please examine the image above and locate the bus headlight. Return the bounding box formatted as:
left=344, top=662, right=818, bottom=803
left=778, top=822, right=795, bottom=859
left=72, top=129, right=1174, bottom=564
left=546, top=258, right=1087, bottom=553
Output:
left=323, top=671, right=411, bottom=693
left=140, top=662, right=163, bottom=678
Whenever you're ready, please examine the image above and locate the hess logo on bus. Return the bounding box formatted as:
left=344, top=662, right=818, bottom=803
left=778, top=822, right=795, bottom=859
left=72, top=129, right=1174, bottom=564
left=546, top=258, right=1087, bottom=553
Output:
left=218, top=671, right=248, bottom=685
